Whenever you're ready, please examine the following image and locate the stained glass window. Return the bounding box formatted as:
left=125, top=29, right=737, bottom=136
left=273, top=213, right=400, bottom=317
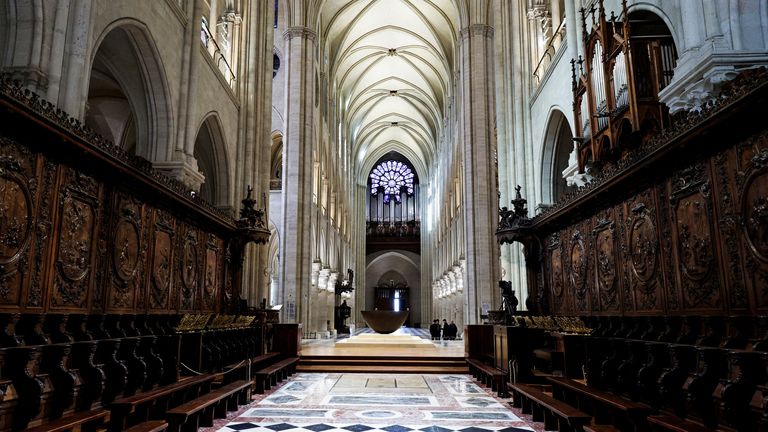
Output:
left=369, top=160, right=415, bottom=204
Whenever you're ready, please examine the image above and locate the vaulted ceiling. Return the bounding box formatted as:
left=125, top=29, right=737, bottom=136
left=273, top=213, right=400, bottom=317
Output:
left=320, top=0, right=459, bottom=181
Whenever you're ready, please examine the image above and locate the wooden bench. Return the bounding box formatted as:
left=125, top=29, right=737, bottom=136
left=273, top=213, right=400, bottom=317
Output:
left=647, top=415, right=716, bottom=432
left=109, top=374, right=214, bottom=432
left=26, top=408, right=108, bottom=432
left=509, top=383, right=591, bottom=432
left=253, top=357, right=299, bottom=394
left=547, top=377, right=650, bottom=432
left=123, top=421, right=168, bottom=432
left=583, top=425, right=621, bottom=432
left=466, top=358, right=508, bottom=397
left=165, top=380, right=251, bottom=432
left=251, top=352, right=280, bottom=368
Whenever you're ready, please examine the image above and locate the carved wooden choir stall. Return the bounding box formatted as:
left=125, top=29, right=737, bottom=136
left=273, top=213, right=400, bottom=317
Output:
left=464, top=2, right=768, bottom=432
left=0, top=75, right=301, bottom=432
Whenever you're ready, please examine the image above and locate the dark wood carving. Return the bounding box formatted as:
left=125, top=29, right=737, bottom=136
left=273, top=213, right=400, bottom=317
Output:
left=568, top=228, right=589, bottom=312
left=498, top=67, right=768, bottom=316
left=669, top=163, right=723, bottom=311
left=108, top=194, right=144, bottom=311
left=52, top=169, right=100, bottom=310
left=0, top=139, right=34, bottom=309
left=149, top=210, right=174, bottom=311
left=0, top=74, right=270, bottom=316
left=547, top=234, right=566, bottom=314
left=593, top=210, right=620, bottom=312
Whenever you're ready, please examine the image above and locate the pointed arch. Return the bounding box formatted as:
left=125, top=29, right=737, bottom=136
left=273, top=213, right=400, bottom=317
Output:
left=193, top=113, right=231, bottom=208
left=85, top=19, right=173, bottom=160
left=540, top=108, right=575, bottom=204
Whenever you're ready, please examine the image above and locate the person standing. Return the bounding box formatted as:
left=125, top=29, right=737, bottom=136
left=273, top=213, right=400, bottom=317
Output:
left=429, top=319, right=441, bottom=340
left=448, top=320, right=458, bottom=340
left=442, top=319, right=449, bottom=340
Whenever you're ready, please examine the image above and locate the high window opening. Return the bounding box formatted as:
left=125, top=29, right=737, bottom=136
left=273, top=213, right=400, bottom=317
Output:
left=366, top=153, right=420, bottom=238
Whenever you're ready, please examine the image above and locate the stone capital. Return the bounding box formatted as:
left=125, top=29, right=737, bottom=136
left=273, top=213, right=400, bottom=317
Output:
left=283, top=26, right=317, bottom=42
left=459, top=24, right=494, bottom=40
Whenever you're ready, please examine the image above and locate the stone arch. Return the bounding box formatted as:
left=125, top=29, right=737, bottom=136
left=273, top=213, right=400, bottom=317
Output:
left=628, top=2, right=682, bottom=55
left=270, top=131, right=283, bottom=190
left=540, top=108, right=575, bottom=204
left=365, top=250, right=421, bottom=324
left=193, top=113, right=230, bottom=208
left=85, top=20, right=173, bottom=160
left=267, top=222, right=280, bottom=306
left=0, top=0, right=44, bottom=86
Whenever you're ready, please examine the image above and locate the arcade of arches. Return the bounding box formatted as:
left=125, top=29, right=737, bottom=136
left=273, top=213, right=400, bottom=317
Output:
left=2, top=0, right=768, bottom=428
left=2, top=0, right=768, bottom=333
left=1, top=0, right=767, bottom=326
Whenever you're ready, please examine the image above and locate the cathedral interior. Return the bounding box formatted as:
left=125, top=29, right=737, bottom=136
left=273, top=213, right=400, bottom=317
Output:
left=1, top=0, right=768, bottom=431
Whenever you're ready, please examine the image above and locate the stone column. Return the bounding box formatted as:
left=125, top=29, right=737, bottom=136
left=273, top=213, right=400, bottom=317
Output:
left=459, top=22, right=500, bottom=324
left=279, top=25, right=316, bottom=323
left=234, top=0, right=274, bottom=308
left=153, top=0, right=205, bottom=191
left=354, top=184, right=367, bottom=326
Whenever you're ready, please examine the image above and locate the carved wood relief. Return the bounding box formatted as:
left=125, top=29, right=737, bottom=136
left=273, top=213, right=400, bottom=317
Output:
left=547, top=234, right=566, bottom=314
left=51, top=169, right=101, bottom=310
left=534, top=129, right=768, bottom=316
left=624, top=191, right=664, bottom=313
left=669, top=163, right=723, bottom=311
left=202, top=234, right=221, bottom=312
left=149, top=210, right=174, bottom=311
left=568, top=226, right=590, bottom=313
left=178, top=226, right=200, bottom=311
left=738, top=134, right=768, bottom=309
left=593, top=209, right=620, bottom=312
left=106, top=194, right=145, bottom=311
left=0, top=138, right=36, bottom=308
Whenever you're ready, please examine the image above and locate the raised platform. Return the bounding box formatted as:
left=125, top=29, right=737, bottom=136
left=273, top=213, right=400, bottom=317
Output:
left=334, top=333, right=437, bottom=349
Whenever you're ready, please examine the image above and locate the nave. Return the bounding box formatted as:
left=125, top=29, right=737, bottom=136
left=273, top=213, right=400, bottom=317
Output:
left=207, top=372, right=537, bottom=432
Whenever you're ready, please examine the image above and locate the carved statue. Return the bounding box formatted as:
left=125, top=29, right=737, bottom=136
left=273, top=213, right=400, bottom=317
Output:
left=499, top=280, right=518, bottom=319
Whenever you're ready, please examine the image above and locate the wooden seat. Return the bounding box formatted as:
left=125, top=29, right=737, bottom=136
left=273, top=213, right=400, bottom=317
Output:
left=510, top=383, right=591, bottom=432
left=123, top=421, right=169, bottom=432
left=466, top=358, right=508, bottom=397
left=165, top=379, right=251, bottom=432
left=254, top=357, right=299, bottom=394
left=546, top=376, right=650, bottom=431
left=25, top=408, right=108, bottom=432
left=583, top=425, right=621, bottom=432
left=109, top=374, right=215, bottom=432
left=251, top=352, right=280, bottom=367
left=647, top=415, right=716, bottom=432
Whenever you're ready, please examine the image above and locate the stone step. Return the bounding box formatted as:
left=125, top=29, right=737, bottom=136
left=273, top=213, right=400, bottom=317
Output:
left=296, top=364, right=470, bottom=374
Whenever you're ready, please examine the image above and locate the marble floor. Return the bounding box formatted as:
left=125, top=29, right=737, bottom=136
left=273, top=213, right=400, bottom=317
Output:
left=300, top=328, right=465, bottom=357
left=208, top=373, right=541, bottom=432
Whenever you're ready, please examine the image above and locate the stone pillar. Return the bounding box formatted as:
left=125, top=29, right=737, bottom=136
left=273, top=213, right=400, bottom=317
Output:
left=279, top=25, right=316, bottom=323
left=354, top=184, right=367, bottom=326
left=660, top=0, right=768, bottom=113
left=459, top=22, right=500, bottom=324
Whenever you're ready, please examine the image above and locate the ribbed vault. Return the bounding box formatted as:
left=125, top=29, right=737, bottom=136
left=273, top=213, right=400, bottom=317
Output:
left=320, top=0, right=459, bottom=182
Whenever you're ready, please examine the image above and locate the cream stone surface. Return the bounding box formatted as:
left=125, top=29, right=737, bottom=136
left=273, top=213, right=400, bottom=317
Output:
left=3, top=0, right=766, bottom=333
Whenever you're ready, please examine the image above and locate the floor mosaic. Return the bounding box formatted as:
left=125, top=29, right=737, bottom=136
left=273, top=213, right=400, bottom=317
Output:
left=209, top=373, right=541, bottom=432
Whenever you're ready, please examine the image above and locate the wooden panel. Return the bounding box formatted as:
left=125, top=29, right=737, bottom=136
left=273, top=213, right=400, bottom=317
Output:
left=106, top=193, right=145, bottom=312
left=0, top=137, right=38, bottom=310
left=592, top=208, right=621, bottom=313
left=668, top=162, right=724, bottom=313
left=49, top=168, right=102, bottom=312
left=148, top=209, right=175, bottom=312
left=547, top=233, right=567, bottom=314
left=736, top=132, right=768, bottom=310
